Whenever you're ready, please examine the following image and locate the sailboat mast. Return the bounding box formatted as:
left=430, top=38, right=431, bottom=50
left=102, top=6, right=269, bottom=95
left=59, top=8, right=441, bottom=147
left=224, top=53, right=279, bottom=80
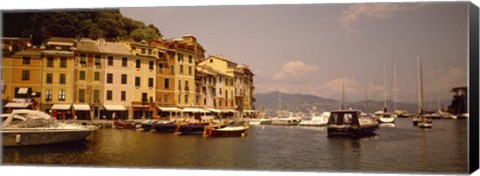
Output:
left=420, top=60, right=425, bottom=115
left=436, top=67, right=440, bottom=111
left=393, top=53, right=397, bottom=111
left=417, top=55, right=421, bottom=114
left=365, top=85, right=368, bottom=113
left=278, top=91, right=281, bottom=112
left=342, top=82, right=345, bottom=110
left=383, top=44, right=387, bottom=111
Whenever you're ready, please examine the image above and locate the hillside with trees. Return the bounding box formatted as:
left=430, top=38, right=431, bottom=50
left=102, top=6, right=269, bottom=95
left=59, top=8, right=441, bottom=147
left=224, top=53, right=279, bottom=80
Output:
left=3, top=9, right=162, bottom=45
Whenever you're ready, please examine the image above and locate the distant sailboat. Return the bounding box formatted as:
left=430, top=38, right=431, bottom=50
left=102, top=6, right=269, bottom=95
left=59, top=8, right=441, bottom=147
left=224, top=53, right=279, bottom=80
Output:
left=375, top=47, right=397, bottom=123
left=412, top=56, right=432, bottom=128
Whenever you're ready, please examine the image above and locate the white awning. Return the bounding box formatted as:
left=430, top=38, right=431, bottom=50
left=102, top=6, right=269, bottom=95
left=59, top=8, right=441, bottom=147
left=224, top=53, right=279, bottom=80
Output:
left=181, top=108, right=209, bottom=113
left=17, top=88, right=29, bottom=94
left=51, top=104, right=71, bottom=110
left=243, top=110, right=255, bottom=113
left=73, top=104, right=90, bottom=111
left=222, top=109, right=237, bottom=113
left=4, top=102, right=32, bottom=108
left=205, top=108, right=221, bottom=113
left=104, top=105, right=127, bottom=111
left=158, top=107, right=180, bottom=112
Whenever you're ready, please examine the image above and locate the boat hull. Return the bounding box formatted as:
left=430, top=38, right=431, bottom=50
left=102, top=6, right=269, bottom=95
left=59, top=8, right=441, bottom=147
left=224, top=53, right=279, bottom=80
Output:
left=327, top=125, right=378, bottom=137
left=204, top=126, right=248, bottom=137
left=177, top=123, right=208, bottom=135
left=153, top=123, right=178, bottom=133
left=2, top=128, right=93, bottom=147
left=271, top=118, right=301, bottom=126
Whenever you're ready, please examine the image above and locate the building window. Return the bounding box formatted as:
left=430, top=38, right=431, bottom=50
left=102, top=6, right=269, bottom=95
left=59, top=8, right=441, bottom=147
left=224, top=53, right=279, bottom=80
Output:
left=164, top=94, right=168, bottom=103
left=141, top=48, right=146, bottom=54
left=210, top=59, right=213, bottom=63
left=47, top=57, right=54, bottom=67
left=164, top=78, right=169, bottom=89
left=178, top=94, right=181, bottom=103
left=148, top=49, right=152, bottom=55
left=95, top=55, right=101, bottom=65
left=148, top=78, right=154, bottom=87
left=219, top=88, right=222, bottom=95
left=93, top=89, right=100, bottom=102
left=107, top=73, right=113, bottom=84
left=59, top=89, right=66, bottom=101
left=108, top=56, right=114, bottom=66
left=188, top=55, right=192, bottom=63
left=94, top=72, right=100, bottom=81
left=79, top=89, right=85, bottom=103
left=204, top=98, right=206, bottom=105
left=180, top=65, right=184, bottom=74
left=142, top=93, right=148, bottom=102
left=149, top=61, right=154, bottom=70
left=184, top=95, right=189, bottom=104
left=79, top=71, right=86, bottom=80
left=59, top=74, right=66, bottom=84
left=170, top=65, right=175, bottom=74
left=21, top=70, right=30, bottom=80
left=136, top=59, right=141, bottom=69
left=80, top=54, right=87, bottom=64
left=106, top=90, right=112, bottom=101
left=135, top=77, right=141, bottom=87
left=120, top=74, right=127, bottom=84
left=121, top=91, right=126, bottom=101
left=46, top=89, right=52, bottom=101
left=60, top=57, right=67, bottom=68
left=119, top=57, right=127, bottom=67
left=46, top=73, right=53, bottom=84
left=158, top=63, right=164, bottom=72
left=23, top=57, right=31, bottom=65
left=185, top=80, right=189, bottom=91
left=188, top=66, right=192, bottom=75
left=178, top=80, right=181, bottom=90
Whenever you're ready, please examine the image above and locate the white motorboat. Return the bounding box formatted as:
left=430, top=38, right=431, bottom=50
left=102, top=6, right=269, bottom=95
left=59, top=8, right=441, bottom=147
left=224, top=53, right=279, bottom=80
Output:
left=2, top=109, right=96, bottom=147
left=271, top=112, right=302, bottom=126
left=245, top=118, right=272, bottom=125
left=299, top=112, right=330, bottom=126
left=375, top=111, right=397, bottom=123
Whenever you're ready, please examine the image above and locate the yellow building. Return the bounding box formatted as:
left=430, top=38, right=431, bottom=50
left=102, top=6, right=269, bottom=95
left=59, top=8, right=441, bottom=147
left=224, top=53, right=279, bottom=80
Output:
left=73, top=38, right=103, bottom=120
left=151, top=39, right=177, bottom=118
left=97, top=39, right=132, bottom=120
left=124, top=41, right=158, bottom=119
left=40, top=37, right=76, bottom=118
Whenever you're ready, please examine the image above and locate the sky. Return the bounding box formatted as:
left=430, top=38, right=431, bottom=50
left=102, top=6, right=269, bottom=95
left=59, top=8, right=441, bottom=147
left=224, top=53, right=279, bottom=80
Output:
left=120, top=2, right=468, bottom=103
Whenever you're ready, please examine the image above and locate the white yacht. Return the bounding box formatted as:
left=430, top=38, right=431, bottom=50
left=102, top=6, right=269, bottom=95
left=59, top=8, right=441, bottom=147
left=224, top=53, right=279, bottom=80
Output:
left=299, top=111, right=330, bottom=126
left=2, top=109, right=96, bottom=147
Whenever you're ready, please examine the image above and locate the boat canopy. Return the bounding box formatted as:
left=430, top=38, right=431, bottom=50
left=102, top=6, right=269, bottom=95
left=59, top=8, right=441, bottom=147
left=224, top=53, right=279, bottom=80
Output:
left=158, top=107, right=180, bottom=112
left=51, top=104, right=71, bottom=110
left=104, top=105, right=127, bottom=111
left=73, top=104, right=91, bottom=111
left=4, top=102, right=32, bottom=108
left=17, top=88, right=30, bottom=94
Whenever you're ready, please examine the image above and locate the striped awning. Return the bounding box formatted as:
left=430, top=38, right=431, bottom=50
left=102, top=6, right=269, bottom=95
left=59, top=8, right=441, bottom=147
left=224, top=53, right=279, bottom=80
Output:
left=4, top=102, right=32, bottom=108
left=181, top=108, right=209, bottom=113
left=51, top=104, right=71, bottom=110
left=158, top=107, right=180, bottom=112
left=73, top=104, right=90, bottom=111
left=104, top=105, right=127, bottom=111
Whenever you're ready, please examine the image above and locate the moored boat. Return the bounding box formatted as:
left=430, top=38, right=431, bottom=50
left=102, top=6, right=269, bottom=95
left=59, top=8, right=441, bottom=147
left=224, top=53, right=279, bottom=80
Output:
left=2, top=109, right=96, bottom=147
left=299, top=112, right=329, bottom=126
left=153, top=121, right=178, bottom=132
left=176, top=122, right=210, bottom=135
left=204, top=123, right=249, bottom=137
left=327, top=110, right=379, bottom=137
left=113, top=120, right=136, bottom=129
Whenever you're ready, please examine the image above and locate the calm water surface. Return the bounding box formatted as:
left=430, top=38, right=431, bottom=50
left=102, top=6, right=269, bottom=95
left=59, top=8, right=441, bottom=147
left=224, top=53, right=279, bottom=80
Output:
left=2, top=118, right=468, bottom=174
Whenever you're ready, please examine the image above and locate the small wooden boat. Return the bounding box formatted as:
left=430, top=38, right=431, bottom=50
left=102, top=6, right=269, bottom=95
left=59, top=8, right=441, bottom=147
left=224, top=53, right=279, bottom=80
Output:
left=176, top=122, right=210, bottom=135
left=113, top=120, right=136, bottom=129
left=153, top=121, right=178, bottom=133
left=327, top=110, right=379, bottom=137
left=204, top=124, right=249, bottom=137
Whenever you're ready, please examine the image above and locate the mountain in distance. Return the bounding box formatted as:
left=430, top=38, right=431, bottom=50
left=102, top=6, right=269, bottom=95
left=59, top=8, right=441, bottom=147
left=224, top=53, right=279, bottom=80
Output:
left=254, top=91, right=450, bottom=116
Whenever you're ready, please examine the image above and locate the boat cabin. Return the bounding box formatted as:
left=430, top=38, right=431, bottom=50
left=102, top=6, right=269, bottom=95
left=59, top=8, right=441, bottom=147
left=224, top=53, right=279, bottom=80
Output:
left=327, top=110, right=378, bottom=137
left=328, top=110, right=360, bottom=126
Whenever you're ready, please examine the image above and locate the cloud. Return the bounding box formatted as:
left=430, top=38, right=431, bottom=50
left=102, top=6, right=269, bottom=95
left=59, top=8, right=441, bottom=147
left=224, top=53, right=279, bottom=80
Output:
left=425, top=67, right=467, bottom=94
left=321, top=77, right=358, bottom=94
left=339, top=3, right=426, bottom=29
left=272, top=60, right=319, bottom=81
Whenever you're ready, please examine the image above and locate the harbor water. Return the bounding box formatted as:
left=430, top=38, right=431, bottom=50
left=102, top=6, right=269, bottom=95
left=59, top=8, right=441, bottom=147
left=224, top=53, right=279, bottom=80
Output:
left=2, top=118, right=468, bottom=174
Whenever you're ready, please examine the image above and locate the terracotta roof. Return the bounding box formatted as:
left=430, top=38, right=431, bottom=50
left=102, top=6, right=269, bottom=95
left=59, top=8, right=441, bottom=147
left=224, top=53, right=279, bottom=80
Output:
left=77, top=39, right=101, bottom=53
left=96, top=41, right=130, bottom=55
left=13, top=49, right=42, bottom=57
